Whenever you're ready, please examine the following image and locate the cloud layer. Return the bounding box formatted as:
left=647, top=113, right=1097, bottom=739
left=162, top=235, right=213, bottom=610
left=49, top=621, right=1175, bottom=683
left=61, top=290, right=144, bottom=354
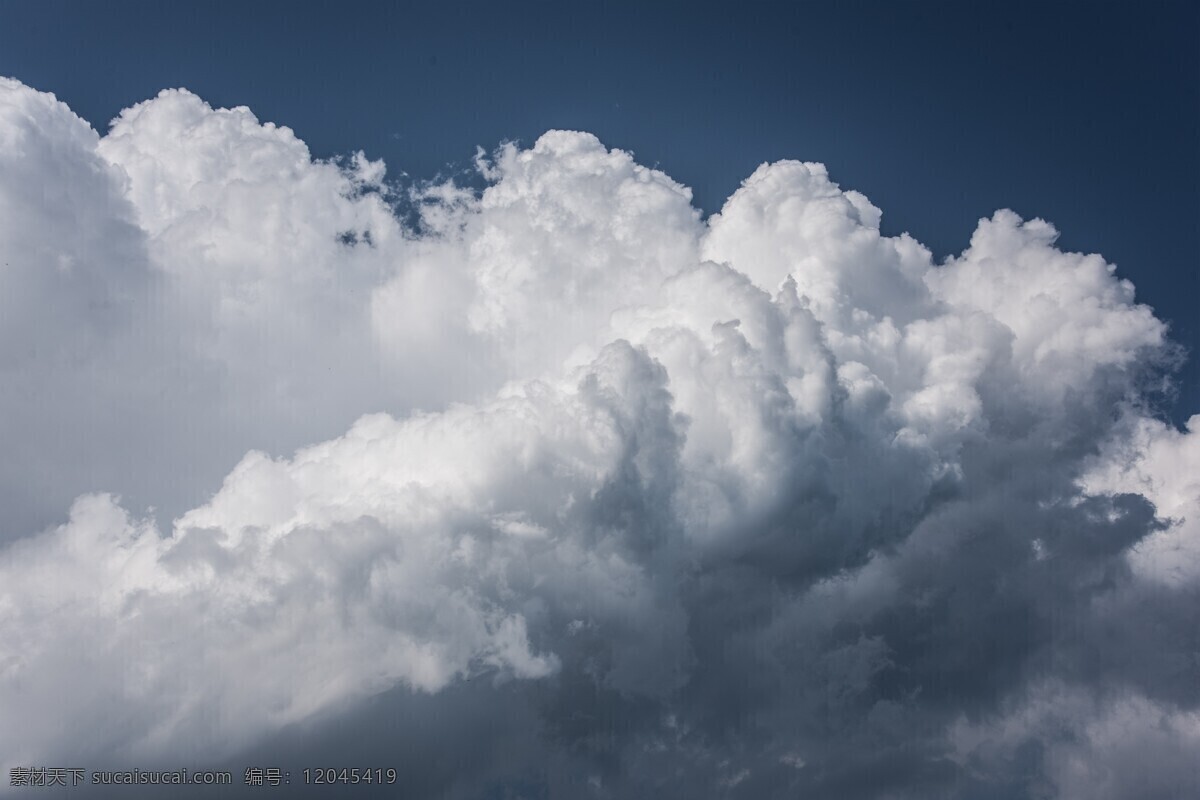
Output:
left=1, top=78, right=1197, bottom=799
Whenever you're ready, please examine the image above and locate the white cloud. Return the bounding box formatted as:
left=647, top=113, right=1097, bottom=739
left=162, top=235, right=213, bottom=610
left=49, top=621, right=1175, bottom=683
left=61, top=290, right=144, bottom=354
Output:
left=0, top=77, right=1196, bottom=796
left=1082, top=413, right=1200, bottom=585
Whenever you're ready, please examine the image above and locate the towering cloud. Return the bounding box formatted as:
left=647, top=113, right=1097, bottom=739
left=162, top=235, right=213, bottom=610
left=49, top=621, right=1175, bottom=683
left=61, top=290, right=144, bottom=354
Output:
left=1, top=78, right=1196, bottom=799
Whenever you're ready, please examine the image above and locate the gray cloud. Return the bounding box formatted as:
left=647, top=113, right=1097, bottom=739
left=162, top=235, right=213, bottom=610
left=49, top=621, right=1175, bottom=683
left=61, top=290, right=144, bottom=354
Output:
left=1, top=78, right=1197, bottom=799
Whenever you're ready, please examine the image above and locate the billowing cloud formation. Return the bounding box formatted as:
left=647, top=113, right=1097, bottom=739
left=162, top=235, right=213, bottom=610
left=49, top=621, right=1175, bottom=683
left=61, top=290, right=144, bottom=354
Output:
left=1, top=78, right=1197, bottom=798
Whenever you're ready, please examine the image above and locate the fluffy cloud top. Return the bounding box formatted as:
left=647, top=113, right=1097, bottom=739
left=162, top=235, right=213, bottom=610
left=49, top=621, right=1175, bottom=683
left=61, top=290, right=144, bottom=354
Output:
left=0, top=77, right=1196, bottom=799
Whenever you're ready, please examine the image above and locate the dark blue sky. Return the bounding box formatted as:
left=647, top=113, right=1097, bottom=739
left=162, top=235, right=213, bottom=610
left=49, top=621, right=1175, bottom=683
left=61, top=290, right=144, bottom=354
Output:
left=3, top=0, right=1196, bottom=419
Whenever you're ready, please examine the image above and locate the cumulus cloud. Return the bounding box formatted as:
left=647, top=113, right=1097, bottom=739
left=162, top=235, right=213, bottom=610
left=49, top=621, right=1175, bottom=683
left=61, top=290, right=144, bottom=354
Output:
left=1082, top=413, right=1200, bottom=586
left=0, top=77, right=1197, bottom=798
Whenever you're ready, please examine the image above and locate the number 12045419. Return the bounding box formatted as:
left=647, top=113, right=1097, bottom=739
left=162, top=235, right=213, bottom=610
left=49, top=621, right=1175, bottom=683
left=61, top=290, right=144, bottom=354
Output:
left=304, top=768, right=397, bottom=785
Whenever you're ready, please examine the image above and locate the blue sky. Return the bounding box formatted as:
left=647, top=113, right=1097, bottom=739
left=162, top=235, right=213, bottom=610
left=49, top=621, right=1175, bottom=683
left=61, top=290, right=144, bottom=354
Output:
left=1, top=4, right=1198, bottom=799
left=3, top=0, right=1196, bottom=418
